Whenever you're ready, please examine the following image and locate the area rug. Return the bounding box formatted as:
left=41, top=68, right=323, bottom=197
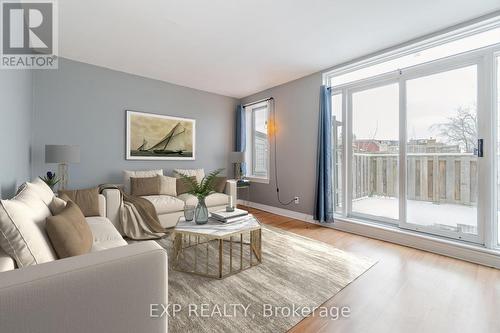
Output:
left=156, top=225, right=376, bottom=333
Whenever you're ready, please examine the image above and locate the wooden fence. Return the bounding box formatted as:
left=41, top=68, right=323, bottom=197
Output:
left=350, top=153, right=477, bottom=205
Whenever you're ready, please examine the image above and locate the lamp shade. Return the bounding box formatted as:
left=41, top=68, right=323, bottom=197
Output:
left=229, top=151, right=245, bottom=163
left=45, top=145, right=80, bottom=164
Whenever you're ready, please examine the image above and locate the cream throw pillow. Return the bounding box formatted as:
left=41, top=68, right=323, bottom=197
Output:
left=49, top=196, right=67, bottom=215
left=0, top=186, right=57, bottom=267
left=17, top=178, right=55, bottom=205
left=173, top=168, right=205, bottom=184
left=123, top=169, right=163, bottom=194
left=159, top=175, right=177, bottom=196
left=30, top=178, right=55, bottom=204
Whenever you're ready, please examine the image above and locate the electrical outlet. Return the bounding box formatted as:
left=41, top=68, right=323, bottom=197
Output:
left=294, top=196, right=299, bottom=204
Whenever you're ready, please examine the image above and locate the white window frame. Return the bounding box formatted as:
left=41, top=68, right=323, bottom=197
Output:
left=332, top=92, right=346, bottom=215
left=244, top=102, right=270, bottom=184
left=324, top=17, right=500, bottom=250
left=324, top=15, right=500, bottom=89
left=492, top=51, right=500, bottom=248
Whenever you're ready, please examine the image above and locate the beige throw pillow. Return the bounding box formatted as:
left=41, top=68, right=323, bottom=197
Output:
left=213, top=177, right=227, bottom=193
left=159, top=175, right=177, bottom=196
left=58, top=187, right=100, bottom=217
left=123, top=169, right=163, bottom=194
left=130, top=176, right=161, bottom=196
left=46, top=201, right=93, bottom=259
left=176, top=176, right=196, bottom=195
left=173, top=168, right=205, bottom=183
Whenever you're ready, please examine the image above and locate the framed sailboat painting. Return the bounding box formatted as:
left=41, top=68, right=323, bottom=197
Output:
left=126, top=110, right=196, bottom=160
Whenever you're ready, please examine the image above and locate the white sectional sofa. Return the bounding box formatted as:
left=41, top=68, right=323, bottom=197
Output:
left=0, top=193, right=125, bottom=270
left=0, top=180, right=168, bottom=333
left=103, top=168, right=237, bottom=230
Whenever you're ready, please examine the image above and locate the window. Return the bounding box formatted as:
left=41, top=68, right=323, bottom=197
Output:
left=252, top=106, right=269, bottom=178
left=329, top=24, right=500, bottom=87
left=325, top=17, right=500, bottom=247
left=245, top=102, right=270, bottom=182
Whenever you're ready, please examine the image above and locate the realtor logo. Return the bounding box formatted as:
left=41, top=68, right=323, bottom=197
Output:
left=1, top=0, right=58, bottom=69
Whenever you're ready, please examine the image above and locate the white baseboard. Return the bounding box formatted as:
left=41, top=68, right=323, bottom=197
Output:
left=238, top=199, right=500, bottom=269
left=238, top=199, right=315, bottom=223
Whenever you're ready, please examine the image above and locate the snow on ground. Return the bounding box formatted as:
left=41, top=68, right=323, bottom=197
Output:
left=352, top=196, right=477, bottom=229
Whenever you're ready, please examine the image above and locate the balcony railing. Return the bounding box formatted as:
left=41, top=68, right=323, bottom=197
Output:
left=348, top=152, right=477, bottom=205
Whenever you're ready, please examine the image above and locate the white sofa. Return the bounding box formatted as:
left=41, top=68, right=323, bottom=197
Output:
left=103, top=169, right=237, bottom=230
left=0, top=181, right=168, bottom=333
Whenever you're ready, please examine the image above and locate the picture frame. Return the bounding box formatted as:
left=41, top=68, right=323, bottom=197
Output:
left=126, top=110, right=196, bottom=160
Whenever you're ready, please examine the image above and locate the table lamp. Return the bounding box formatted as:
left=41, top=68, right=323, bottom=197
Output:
left=229, top=151, right=245, bottom=180
left=45, top=145, right=80, bottom=190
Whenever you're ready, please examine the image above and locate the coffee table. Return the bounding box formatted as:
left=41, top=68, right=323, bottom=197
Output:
left=172, top=215, right=262, bottom=279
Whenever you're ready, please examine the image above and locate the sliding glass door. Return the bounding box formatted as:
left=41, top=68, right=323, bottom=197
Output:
left=333, top=56, right=489, bottom=244
left=327, top=23, right=500, bottom=247
left=403, top=65, right=479, bottom=239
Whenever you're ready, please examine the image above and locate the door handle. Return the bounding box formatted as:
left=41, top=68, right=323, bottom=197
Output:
left=476, top=139, right=484, bottom=157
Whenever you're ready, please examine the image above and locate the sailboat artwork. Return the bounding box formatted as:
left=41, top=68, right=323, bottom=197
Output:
left=126, top=110, right=195, bottom=160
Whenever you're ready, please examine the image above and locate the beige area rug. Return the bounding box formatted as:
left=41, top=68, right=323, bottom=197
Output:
left=156, top=225, right=376, bottom=333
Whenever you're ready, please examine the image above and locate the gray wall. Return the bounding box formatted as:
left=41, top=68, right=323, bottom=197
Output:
left=2, top=58, right=321, bottom=215
left=32, top=58, right=238, bottom=188
left=240, top=72, right=322, bottom=216
left=0, top=70, right=33, bottom=199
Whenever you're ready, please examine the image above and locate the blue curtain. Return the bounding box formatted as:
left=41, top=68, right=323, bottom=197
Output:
left=314, top=85, right=334, bottom=222
left=235, top=104, right=246, bottom=176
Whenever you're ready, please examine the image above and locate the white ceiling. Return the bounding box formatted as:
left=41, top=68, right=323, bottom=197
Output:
left=59, top=0, right=500, bottom=98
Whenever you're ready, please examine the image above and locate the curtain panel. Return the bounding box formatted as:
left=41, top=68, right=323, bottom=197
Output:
left=314, top=86, right=334, bottom=222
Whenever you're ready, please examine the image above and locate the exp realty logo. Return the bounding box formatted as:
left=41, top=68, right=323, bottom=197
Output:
left=1, top=0, right=58, bottom=69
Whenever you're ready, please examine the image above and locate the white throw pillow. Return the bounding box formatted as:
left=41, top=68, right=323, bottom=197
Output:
left=123, top=169, right=163, bottom=194
left=158, top=175, right=177, bottom=197
left=28, top=178, right=55, bottom=205
left=0, top=186, right=57, bottom=267
left=173, top=168, right=205, bottom=183
left=16, top=178, right=55, bottom=206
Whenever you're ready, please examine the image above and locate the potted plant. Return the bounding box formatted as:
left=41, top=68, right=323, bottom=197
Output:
left=180, top=168, right=223, bottom=224
left=40, top=171, right=60, bottom=191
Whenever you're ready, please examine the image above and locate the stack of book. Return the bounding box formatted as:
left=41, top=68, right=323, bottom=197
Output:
left=211, top=208, right=249, bottom=223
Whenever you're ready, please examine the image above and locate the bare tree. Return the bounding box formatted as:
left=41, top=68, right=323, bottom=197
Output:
left=431, top=106, right=477, bottom=153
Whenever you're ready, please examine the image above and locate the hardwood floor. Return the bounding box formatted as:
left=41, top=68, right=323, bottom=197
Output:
left=241, top=206, right=500, bottom=333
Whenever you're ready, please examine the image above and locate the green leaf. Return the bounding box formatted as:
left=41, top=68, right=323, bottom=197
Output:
left=178, top=168, right=224, bottom=199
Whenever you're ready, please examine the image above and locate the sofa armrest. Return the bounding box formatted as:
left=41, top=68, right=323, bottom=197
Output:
left=98, top=194, right=106, bottom=217
left=102, top=188, right=122, bottom=234
left=225, top=179, right=237, bottom=205
left=0, top=242, right=168, bottom=333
